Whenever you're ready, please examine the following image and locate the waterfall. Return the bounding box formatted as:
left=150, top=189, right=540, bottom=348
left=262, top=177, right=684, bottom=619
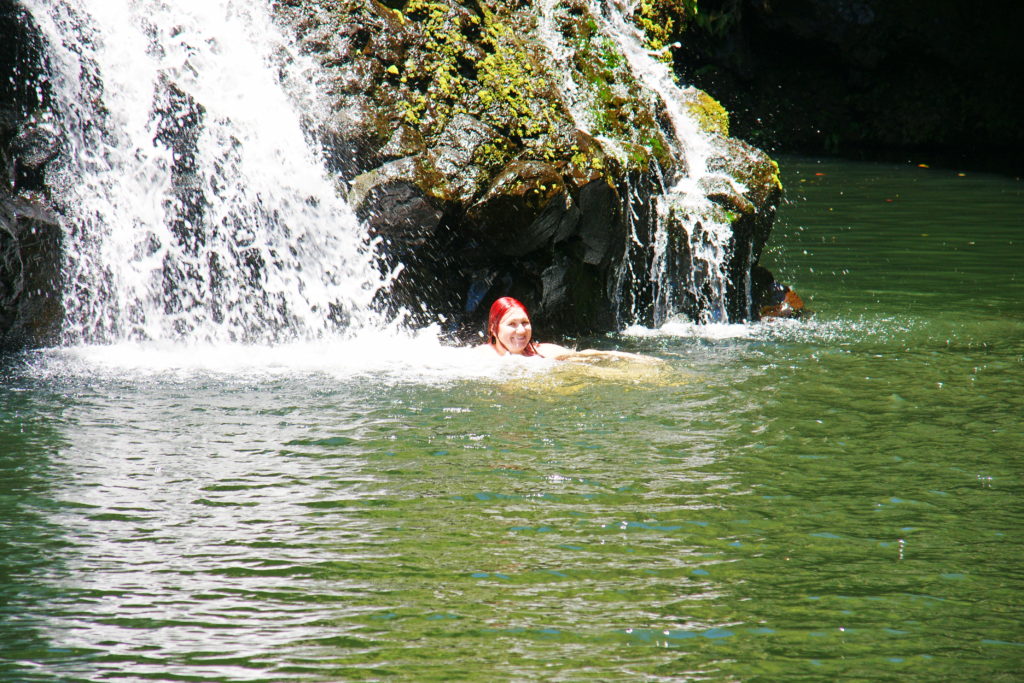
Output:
left=24, top=0, right=390, bottom=344
left=598, top=0, right=746, bottom=325
left=538, top=0, right=748, bottom=325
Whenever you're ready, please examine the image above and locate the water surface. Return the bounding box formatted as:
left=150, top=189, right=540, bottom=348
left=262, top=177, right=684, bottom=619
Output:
left=2, top=158, right=1021, bottom=680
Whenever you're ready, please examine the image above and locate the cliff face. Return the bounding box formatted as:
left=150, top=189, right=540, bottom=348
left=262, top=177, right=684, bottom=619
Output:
left=675, top=0, right=1024, bottom=171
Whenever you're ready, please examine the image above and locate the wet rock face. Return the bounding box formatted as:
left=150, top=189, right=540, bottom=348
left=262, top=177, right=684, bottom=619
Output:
left=279, top=0, right=783, bottom=337
left=0, top=199, right=63, bottom=351
left=1, top=6, right=63, bottom=350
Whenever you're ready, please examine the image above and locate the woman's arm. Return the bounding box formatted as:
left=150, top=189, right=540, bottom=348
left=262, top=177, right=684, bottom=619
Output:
left=534, top=342, right=577, bottom=359
left=536, top=343, right=661, bottom=363
left=567, top=348, right=663, bottom=363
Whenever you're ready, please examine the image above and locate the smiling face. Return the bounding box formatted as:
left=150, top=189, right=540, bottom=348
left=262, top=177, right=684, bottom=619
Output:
left=493, top=307, right=532, bottom=355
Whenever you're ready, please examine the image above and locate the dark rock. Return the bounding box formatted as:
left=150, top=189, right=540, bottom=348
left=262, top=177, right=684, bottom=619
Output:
left=0, top=5, right=63, bottom=351
left=467, top=161, right=571, bottom=256
left=379, top=125, right=426, bottom=162
left=350, top=159, right=444, bottom=244
left=751, top=265, right=810, bottom=320
left=0, top=196, right=63, bottom=350
left=575, top=178, right=619, bottom=266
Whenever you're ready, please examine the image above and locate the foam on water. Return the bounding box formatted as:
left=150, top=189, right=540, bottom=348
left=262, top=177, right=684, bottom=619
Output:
left=623, top=320, right=756, bottom=341
left=623, top=315, right=921, bottom=346
left=26, top=331, right=557, bottom=386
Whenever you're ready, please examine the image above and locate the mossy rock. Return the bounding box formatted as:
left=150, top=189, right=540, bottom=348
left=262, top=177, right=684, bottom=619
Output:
left=274, top=0, right=783, bottom=333
left=681, top=88, right=730, bottom=137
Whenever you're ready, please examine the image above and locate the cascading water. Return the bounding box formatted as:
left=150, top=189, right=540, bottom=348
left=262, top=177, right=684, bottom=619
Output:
left=537, top=0, right=749, bottom=325
left=24, top=0, right=391, bottom=345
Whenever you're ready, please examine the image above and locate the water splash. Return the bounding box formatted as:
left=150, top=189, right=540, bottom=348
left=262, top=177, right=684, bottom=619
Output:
left=598, top=0, right=749, bottom=325
left=25, top=328, right=556, bottom=387
left=25, top=0, right=390, bottom=344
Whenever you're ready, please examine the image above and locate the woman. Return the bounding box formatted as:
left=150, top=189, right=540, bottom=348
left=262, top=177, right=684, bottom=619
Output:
left=478, top=296, right=573, bottom=358
left=478, top=296, right=655, bottom=362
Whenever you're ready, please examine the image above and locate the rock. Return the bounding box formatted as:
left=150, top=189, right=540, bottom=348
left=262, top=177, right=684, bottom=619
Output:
left=575, top=178, right=620, bottom=266
left=751, top=265, right=810, bottom=320
left=349, top=157, right=438, bottom=234
left=0, top=7, right=63, bottom=350
left=275, top=0, right=783, bottom=334
left=11, top=112, right=60, bottom=191
left=0, top=196, right=63, bottom=350
left=466, top=160, right=573, bottom=256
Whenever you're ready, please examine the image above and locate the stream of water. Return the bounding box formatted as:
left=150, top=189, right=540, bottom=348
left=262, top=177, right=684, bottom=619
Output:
left=2, top=157, right=1021, bottom=680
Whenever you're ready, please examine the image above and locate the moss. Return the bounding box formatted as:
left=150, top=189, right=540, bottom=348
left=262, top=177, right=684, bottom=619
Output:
left=769, top=158, right=783, bottom=191
left=379, top=0, right=565, bottom=157
left=472, top=138, right=514, bottom=171
left=352, top=1, right=754, bottom=199
left=558, top=10, right=670, bottom=171
left=684, top=89, right=730, bottom=137
left=392, top=0, right=476, bottom=132
left=475, top=18, right=559, bottom=142
left=634, top=0, right=698, bottom=59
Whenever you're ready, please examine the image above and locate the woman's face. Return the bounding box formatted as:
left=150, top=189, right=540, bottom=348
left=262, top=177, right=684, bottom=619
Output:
left=495, top=308, right=532, bottom=354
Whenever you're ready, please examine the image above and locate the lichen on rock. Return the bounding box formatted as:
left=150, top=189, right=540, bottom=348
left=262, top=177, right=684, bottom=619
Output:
left=271, top=0, right=785, bottom=335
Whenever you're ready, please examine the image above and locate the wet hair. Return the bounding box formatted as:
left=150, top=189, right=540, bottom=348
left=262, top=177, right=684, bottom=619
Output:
left=487, top=296, right=539, bottom=356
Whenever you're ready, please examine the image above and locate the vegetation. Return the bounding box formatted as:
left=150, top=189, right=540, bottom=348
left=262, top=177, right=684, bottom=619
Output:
left=634, top=0, right=699, bottom=59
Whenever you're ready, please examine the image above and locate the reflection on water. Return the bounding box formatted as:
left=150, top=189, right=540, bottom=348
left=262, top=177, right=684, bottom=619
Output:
left=1, top=158, right=1022, bottom=680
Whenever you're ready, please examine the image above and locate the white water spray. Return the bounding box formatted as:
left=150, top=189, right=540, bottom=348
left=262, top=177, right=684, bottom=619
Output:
left=25, top=0, right=390, bottom=344
left=598, top=0, right=745, bottom=324
left=538, top=0, right=750, bottom=324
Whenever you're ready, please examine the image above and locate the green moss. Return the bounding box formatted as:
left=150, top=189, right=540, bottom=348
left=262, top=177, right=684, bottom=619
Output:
left=769, top=159, right=783, bottom=191
left=384, top=0, right=563, bottom=154
left=472, top=138, right=514, bottom=171
left=393, top=0, right=476, bottom=131
left=634, top=0, right=698, bottom=59
left=684, top=90, right=730, bottom=136
left=475, top=19, right=559, bottom=141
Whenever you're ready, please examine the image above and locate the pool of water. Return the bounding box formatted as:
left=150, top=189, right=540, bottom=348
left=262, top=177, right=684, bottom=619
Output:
left=1, top=158, right=1021, bottom=680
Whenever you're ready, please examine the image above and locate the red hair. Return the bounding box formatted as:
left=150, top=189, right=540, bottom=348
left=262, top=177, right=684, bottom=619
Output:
left=487, top=296, right=539, bottom=356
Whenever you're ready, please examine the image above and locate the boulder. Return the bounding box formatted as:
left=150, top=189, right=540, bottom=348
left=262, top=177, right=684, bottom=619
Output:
left=276, top=0, right=785, bottom=335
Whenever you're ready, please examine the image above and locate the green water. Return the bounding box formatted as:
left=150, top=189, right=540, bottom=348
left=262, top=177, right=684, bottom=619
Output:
left=1, top=158, right=1021, bottom=680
